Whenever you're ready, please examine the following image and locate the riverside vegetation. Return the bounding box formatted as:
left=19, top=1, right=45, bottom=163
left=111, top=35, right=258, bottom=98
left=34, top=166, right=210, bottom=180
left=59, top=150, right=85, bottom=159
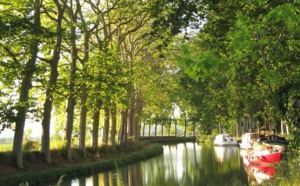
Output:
left=0, top=140, right=163, bottom=186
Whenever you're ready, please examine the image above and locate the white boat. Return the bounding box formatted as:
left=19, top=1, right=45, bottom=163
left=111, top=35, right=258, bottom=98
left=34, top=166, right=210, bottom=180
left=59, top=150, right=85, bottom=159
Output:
left=239, top=132, right=258, bottom=151
left=213, top=133, right=238, bottom=146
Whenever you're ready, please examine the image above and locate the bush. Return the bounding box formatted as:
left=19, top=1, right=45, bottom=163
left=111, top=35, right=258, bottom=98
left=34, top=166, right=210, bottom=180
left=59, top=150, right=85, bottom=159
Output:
left=23, top=140, right=40, bottom=151
left=197, top=134, right=214, bottom=144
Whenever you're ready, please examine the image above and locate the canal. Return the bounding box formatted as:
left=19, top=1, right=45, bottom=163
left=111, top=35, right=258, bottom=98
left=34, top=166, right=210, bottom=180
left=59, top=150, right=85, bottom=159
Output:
left=56, top=143, right=250, bottom=186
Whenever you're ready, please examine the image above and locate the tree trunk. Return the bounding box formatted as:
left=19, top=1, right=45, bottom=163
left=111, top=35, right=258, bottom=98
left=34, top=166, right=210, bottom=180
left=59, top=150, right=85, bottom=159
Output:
left=142, top=121, right=146, bottom=137
left=102, top=107, right=110, bottom=146
left=92, top=99, right=102, bottom=148
left=65, top=97, right=76, bottom=161
left=281, top=120, right=289, bottom=136
left=77, top=0, right=94, bottom=158
left=128, top=107, right=134, bottom=138
left=286, top=124, right=290, bottom=135
left=249, top=103, right=255, bottom=132
left=41, top=0, right=65, bottom=164
left=148, top=123, right=151, bottom=136
left=243, top=118, right=248, bottom=133
left=119, top=109, right=128, bottom=144
left=65, top=0, right=78, bottom=162
left=193, top=122, right=196, bottom=137
left=110, top=106, right=117, bottom=147
left=175, top=120, right=177, bottom=136
left=79, top=84, right=88, bottom=158
left=65, top=13, right=77, bottom=162
left=236, top=119, right=242, bottom=138
left=12, top=0, right=41, bottom=168
left=184, top=115, right=187, bottom=137
left=133, top=94, right=143, bottom=142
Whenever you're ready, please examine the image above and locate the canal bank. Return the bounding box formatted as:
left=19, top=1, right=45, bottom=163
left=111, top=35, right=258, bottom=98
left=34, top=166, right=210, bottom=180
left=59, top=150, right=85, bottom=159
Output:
left=0, top=142, right=164, bottom=186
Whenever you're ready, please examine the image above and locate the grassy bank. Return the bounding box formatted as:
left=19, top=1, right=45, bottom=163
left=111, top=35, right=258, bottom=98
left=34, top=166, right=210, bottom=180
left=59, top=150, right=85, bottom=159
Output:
left=0, top=142, right=163, bottom=186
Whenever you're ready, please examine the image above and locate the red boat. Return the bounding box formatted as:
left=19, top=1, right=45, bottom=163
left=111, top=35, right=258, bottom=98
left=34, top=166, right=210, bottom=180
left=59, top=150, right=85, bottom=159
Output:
left=246, top=151, right=282, bottom=164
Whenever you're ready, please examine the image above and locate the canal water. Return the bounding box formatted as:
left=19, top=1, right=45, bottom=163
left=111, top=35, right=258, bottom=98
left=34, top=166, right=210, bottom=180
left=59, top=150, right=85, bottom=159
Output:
left=55, top=142, right=251, bottom=186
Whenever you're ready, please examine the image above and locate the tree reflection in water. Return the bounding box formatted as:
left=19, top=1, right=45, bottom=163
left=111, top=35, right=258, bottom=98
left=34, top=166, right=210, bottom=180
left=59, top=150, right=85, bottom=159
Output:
left=58, top=143, right=250, bottom=186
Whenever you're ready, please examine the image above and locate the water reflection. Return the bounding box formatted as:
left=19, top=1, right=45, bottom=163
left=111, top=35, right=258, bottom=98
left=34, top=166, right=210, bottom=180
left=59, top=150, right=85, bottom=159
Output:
left=57, top=143, right=249, bottom=186
left=245, top=165, right=276, bottom=185
left=239, top=149, right=278, bottom=185
left=214, top=146, right=238, bottom=163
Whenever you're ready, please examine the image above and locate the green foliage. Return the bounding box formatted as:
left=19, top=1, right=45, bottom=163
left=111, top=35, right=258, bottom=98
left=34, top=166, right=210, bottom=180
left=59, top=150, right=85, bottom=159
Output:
left=269, top=150, right=300, bottom=185
left=148, top=0, right=202, bottom=48
left=197, top=134, right=215, bottom=144
left=174, top=0, right=300, bottom=154
left=0, top=144, right=12, bottom=152
left=50, top=140, right=67, bottom=151
left=23, top=141, right=40, bottom=151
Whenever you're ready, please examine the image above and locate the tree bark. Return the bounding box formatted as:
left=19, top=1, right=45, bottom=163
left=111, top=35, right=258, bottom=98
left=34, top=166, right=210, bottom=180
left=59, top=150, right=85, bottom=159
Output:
left=184, top=115, right=187, bottom=137
left=41, top=0, right=65, bottom=165
left=175, top=119, right=177, bottom=136
left=154, top=123, right=157, bottom=137
left=142, top=121, right=146, bottom=137
left=79, top=84, right=88, bottom=158
left=65, top=0, right=78, bottom=161
left=110, top=106, right=117, bottom=147
left=133, top=93, right=142, bottom=142
left=148, top=123, right=151, bottom=136
left=128, top=107, right=134, bottom=138
left=249, top=103, right=255, bottom=132
left=102, top=107, right=110, bottom=146
left=92, top=99, right=102, bottom=148
left=118, top=109, right=128, bottom=144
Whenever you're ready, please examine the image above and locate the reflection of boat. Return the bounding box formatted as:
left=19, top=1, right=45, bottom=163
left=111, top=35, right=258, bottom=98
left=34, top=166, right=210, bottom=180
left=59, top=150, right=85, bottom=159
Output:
left=214, top=146, right=226, bottom=162
left=214, top=146, right=238, bottom=163
left=213, top=134, right=238, bottom=146
left=246, top=150, right=282, bottom=164
left=246, top=165, right=276, bottom=184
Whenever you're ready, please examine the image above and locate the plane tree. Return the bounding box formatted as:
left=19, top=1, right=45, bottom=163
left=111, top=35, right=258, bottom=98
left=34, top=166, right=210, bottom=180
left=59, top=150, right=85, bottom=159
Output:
left=0, top=0, right=43, bottom=168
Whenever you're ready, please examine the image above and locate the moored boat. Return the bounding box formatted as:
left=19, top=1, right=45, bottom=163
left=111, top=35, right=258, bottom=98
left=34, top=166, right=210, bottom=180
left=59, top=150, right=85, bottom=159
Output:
left=257, top=135, right=289, bottom=146
left=246, top=150, right=282, bottom=164
left=239, top=132, right=258, bottom=151
left=213, top=133, right=238, bottom=146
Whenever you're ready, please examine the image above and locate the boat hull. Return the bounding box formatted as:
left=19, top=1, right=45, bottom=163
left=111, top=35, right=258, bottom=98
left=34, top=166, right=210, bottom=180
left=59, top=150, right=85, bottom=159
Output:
left=247, top=152, right=282, bottom=164
left=214, top=142, right=239, bottom=146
